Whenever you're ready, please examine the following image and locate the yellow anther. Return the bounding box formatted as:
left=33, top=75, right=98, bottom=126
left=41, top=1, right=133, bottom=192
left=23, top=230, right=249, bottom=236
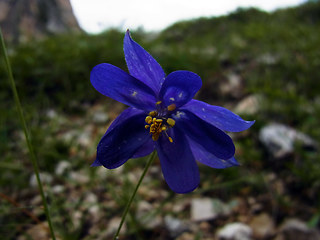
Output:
left=167, top=104, right=176, bottom=111
left=161, top=126, right=167, bottom=131
left=145, top=125, right=150, bottom=129
left=152, top=118, right=157, bottom=123
left=156, top=101, right=162, bottom=105
left=168, top=137, right=173, bottom=143
left=149, top=111, right=157, bottom=117
left=145, top=116, right=152, bottom=124
left=156, top=119, right=163, bottom=123
left=166, top=118, right=175, bottom=127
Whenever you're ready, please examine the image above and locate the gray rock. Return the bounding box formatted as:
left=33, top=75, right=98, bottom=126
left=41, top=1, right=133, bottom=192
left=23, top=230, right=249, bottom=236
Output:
left=60, top=125, right=93, bottom=147
left=85, top=193, right=101, bottom=223
left=259, top=123, right=317, bottom=158
left=88, top=205, right=100, bottom=216
left=46, top=109, right=58, bottom=119
left=164, top=215, right=189, bottom=238
left=59, top=130, right=78, bottom=143
left=29, top=173, right=53, bottom=187
left=257, top=53, right=278, bottom=65
left=176, top=232, right=195, bottom=240
left=69, top=171, right=89, bottom=184
left=71, top=210, right=83, bottom=229
left=220, top=73, right=243, bottom=98
left=191, top=198, right=237, bottom=221
left=234, top=94, right=262, bottom=115
left=51, top=185, right=65, bottom=194
left=92, top=111, right=109, bottom=124
left=78, top=126, right=93, bottom=147
left=279, top=218, right=320, bottom=240
left=105, top=217, right=126, bottom=236
left=191, top=198, right=216, bottom=221
left=55, top=160, right=71, bottom=176
left=217, top=222, right=252, bottom=240
left=84, top=192, right=98, bottom=204
left=30, top=195, right=42, bottom=206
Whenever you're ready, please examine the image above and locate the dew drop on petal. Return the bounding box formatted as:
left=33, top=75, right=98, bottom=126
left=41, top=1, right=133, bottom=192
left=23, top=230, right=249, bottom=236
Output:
left=131, top=91, right=138, bottom=97
left=173, top=111, right=185, bottom=119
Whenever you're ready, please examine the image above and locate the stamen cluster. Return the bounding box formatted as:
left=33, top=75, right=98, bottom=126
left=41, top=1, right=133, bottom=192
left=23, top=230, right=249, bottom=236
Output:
left=145, top=111, right=175, bottom=142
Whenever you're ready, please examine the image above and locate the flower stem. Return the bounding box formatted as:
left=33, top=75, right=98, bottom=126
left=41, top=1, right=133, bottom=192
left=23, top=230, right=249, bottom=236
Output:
left=113, top=151, right=157, bottom=240
left=0, top=28, right=56, bottom=240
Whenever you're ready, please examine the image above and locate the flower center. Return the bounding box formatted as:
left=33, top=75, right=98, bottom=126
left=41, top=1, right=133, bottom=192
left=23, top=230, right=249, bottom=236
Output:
left=145, top=108, right=176, bottom=142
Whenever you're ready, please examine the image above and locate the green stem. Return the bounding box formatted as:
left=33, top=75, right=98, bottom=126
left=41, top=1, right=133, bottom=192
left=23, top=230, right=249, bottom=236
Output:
left=113, top=151, right=157, bottom=240
left=0, top=28, right=56, bottom=240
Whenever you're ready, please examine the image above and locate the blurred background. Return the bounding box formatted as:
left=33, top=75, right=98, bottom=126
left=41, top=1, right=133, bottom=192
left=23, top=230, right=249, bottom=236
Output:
left=0, top=0, right=319, bottom=239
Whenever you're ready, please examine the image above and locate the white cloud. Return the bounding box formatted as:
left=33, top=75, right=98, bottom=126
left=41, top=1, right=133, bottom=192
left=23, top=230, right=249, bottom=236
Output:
left=70, top=0, right=306, bottom=33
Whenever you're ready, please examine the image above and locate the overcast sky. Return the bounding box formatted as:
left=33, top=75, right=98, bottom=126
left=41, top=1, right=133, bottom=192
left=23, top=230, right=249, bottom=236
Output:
left=70, top=0, right=306, bottom=33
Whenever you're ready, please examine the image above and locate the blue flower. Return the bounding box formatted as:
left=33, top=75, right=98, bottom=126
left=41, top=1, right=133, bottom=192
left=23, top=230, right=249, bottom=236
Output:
left=90, top=30, right=255, bottom=194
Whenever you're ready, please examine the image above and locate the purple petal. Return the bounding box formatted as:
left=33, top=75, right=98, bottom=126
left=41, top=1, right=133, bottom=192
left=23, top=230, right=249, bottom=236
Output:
left=124, top=30, right=165, bottom=93
left=104, top=107, right=143, bottom=134
left=181, top=99, right=255, bottom=132
left=91, top=159, right=102, bottom=167
left=96, top=108, right=151, bottom=169
left=159, top=71, right=202, bottom=108
left=187, top=136, right=239, bottom=169
left=91, top=63, right=157, bottom=110
left=172, top=110, right=235, bottom=160
left=132, top=138, right=155, bottom=158
left=92, top=107, right=141, bottom=167
left=156, top=128, right=199, bottom=194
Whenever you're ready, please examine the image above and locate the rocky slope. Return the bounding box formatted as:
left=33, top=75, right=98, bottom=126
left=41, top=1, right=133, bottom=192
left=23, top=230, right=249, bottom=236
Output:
left=0, top=0, right=80, bottom=42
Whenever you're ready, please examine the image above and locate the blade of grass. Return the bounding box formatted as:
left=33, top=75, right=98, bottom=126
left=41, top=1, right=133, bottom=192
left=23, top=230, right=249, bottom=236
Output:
left=0, top=28, right=56, bottom=240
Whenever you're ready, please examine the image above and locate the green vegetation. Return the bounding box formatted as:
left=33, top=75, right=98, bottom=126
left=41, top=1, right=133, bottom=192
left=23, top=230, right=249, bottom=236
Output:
left=1, top=1, right=319, bottom=239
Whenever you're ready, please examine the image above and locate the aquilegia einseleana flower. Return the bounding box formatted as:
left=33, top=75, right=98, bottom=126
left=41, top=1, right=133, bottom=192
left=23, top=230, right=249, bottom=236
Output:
left=90, top=30, right=255, bottom=193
